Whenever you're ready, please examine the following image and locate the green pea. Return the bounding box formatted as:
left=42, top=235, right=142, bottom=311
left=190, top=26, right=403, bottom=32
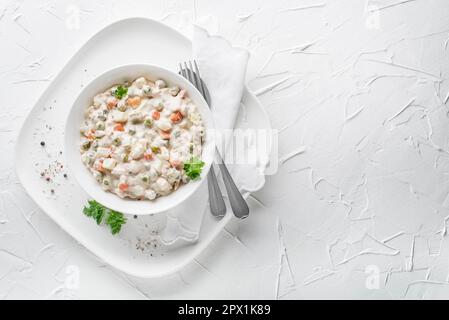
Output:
left=151, top=146, right=160, bottom=153
left=144, top=119, right=153, bottom=127
left=112, top=138, right=121, bottom=146
left=81, top=140, right=91, bottom=150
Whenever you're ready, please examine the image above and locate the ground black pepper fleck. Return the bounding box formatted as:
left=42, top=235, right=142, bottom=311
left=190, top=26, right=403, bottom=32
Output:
left=133, top=215, right=137, bottom=219
left=63, top=173, right=67, bottom=178
left=40, top=141, right=45, bottom=146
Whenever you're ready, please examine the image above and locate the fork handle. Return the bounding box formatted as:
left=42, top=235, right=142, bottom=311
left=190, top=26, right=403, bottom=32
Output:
left=207, top=167, right=226, bottom=219
left=216, top=152, right=249, bottom=219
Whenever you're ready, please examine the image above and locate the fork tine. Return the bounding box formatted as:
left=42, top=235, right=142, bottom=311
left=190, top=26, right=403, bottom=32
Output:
left=193, top=60, right=207, bottom=98
left=181, top=62, right=186, bottom=77
left=188, top=61, right=199, bottom=89
left=179, top=63, right=185, bottom=78
left=183, top=62, right=190, bottom=82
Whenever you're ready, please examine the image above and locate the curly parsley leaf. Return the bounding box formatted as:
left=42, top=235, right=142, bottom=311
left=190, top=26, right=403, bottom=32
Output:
left=113, top=85, right=128, bottom=99
left=83, top=200, right=105, bottom=225
left=83, top=200, right=127, bottom=234
left=105, top=210, right=127, bottom=235
left=183, top=157, right=205, bottom=180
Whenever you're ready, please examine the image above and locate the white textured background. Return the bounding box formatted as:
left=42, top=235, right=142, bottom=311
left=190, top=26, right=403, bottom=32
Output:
left=2, top=0, right=449, bottom=299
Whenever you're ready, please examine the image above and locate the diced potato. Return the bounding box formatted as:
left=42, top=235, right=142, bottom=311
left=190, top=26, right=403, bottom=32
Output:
left=157, top=118, right=172, bottom=131
left=153, top=177, right=171, bottom=194
left=130, top=143, right=145, bottom=160
left=94, top=130, right=105, bottom=138
left=133, top=77, right=147, bottom=88
left=112, top=110, right=128, bottom=123
left=129, top=185, right=145, bottom=198
left=96, top=147, right=110, bottom=158
left=188, top=112, right=202, bottom=125
left=128, top=161, right=145, bottom=174
left=145, top=189, right=157, bottom=200
left=155, top=79, right=166, bottom=88
left=102, top=158, right=117, bottom=170
left=169, top=86, right=180, bottom=96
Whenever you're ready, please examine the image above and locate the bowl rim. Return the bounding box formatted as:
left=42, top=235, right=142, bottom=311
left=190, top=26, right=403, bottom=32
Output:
left=64, top=63, right=216, bottom=215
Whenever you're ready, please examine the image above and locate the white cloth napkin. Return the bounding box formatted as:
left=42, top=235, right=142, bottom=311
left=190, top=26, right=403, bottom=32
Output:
left=157, top=26, right=250, bottom=248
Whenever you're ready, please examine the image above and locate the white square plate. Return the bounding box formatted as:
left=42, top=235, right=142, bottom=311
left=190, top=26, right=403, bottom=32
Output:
left=15, top=17, right=272, bottom=278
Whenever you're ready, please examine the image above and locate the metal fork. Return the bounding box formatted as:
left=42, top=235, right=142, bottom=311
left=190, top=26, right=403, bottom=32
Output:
left=179, top=62, right=226, bottom=219
left=179, top=61, right=249, bottom=219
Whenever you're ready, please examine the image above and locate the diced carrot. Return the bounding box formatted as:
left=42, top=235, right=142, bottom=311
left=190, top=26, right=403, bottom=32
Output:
left=114, top=123, right=124, bottom=131
left=160, top=131, right=171, bottom=140
left=107, top=99, right=118, bottom=109
left=119, top=183, right=129, bottom=191
left=152, top=110, right=160, bottom=120
left=127, top=96, right=141, bottom=107
left=144, top=151, right=153, bottom=161
left=95, top=159, right=105, bottom=173
left=170, top=159, right=182, bottom=169
left=169, top=111, right=183, bottom=123
left=86, top=129, right=96, bottom=140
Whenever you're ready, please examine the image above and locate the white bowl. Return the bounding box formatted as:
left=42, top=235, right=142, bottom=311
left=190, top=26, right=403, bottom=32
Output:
left=64, top=64, right=215, bottom=215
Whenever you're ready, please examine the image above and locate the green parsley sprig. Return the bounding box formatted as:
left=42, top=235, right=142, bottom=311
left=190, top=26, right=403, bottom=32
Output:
left=83, top=200, right=127, bottom=235
left=183, top=157, right=205, bottom=180
left=106, top=210, right=127, bottom=235
left=113, top=85, right=128, bottom=99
